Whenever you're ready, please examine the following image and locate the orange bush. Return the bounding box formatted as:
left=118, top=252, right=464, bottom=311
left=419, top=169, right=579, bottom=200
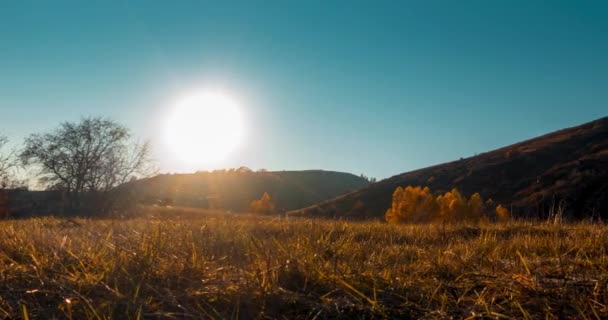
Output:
left=249, top=192, right=275, bottom=214
left=386, top=186, right=509, bottom=224
left=495, top=204, right=511, bottom=222
left=386, top=186, right=437, bottom=223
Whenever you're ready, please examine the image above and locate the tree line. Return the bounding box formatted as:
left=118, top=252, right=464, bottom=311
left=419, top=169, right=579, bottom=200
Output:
left=385, top=185, right=510, bottom=224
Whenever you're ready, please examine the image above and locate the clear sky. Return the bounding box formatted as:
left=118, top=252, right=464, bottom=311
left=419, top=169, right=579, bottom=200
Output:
left=1, top=1, right=606, bottom=180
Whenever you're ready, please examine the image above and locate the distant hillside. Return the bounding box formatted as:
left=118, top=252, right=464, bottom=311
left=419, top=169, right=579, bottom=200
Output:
left=289, top=117, right=608, bottom=220
left=129, top=170, right=371, bottom=212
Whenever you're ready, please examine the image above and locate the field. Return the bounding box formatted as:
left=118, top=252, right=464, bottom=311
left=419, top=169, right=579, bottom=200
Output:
left=0, top=207, right=607, bottom=319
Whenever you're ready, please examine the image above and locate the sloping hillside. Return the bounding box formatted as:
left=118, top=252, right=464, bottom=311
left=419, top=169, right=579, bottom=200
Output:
left=289, top=117, right=608, bottom=220
left=130, top=170, right=370, bottom=212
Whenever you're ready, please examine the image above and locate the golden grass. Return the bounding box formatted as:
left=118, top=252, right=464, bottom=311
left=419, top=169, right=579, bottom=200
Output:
left=0, top=206, right=607, bottom=319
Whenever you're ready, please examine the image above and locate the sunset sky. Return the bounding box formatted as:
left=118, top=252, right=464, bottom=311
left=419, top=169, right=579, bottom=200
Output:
left=1, top=1, right=606, bottom=179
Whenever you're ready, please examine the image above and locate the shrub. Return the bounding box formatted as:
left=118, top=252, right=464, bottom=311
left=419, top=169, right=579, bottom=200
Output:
left=386, top=186, right=437, bottom=223
left=495, top=204, right=511, bottom=222
left=250, top=192, right=275, bottom=214
left=386, top=186, right=509, bottom=224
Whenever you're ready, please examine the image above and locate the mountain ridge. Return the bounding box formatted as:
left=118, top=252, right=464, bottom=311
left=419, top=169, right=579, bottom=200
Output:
left=288, top=116, right=608, bottom=220
left=130, top=169, right=371, bottom=212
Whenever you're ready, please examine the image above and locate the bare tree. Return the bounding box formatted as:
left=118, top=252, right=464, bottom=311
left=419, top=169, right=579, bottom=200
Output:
left=0, top=135, right=17, bottom=218
left=20, top=117, right=154, bottom=214
left=0, top=135, right=16, bottom=187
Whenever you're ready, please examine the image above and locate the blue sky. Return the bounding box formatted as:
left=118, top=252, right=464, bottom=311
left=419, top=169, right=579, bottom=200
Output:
left=1, top=1, right=606, bottom=179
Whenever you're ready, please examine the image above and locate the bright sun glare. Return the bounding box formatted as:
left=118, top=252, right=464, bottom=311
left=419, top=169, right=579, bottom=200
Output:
left=164, top=91, right=245, bottom=165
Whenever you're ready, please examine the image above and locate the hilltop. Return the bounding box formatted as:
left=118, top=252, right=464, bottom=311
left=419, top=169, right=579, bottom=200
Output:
left=129, top=169, right=370, bottom=212
left=289, top=117, right=608, bottom=220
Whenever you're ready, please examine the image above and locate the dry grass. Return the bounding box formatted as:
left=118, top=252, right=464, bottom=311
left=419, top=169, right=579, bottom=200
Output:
left=0, top=206, right=607, bottom=319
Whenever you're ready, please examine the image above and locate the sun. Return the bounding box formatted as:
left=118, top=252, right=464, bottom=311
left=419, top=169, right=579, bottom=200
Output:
left=164, top=91, right=245, bottom=165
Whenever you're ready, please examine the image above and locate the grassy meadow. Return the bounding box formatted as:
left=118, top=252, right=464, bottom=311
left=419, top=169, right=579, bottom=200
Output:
left=0, top=207, right=607, bottom=319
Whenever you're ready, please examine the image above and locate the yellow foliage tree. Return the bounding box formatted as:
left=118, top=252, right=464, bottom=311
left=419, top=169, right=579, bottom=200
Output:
left=385, top=187, right=404, bottom=224
left=495, top=204, right=510, bottom=222
left=467, top=193, right=485, bottom=221
left=435, top=188, right=470, bottom=222
left=249, top=192, right=275, bottom=214
left=448, top=188, right=468, bottom=220
left=386, top=186, right=505, bottom=224
left=385, top=187, right=400, bottom=223
left=385, top=186, right=437, bottom=223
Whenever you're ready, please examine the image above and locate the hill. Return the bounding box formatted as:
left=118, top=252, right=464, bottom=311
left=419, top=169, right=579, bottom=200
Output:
left=129, top=169, right=371, bottom=212
left=289, top=117, right=608, bottom=220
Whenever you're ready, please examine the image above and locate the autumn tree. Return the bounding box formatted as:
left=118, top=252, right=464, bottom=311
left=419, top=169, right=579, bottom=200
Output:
left=436, top=188, right=467, bottom=222
left=249, top=192, right=275, bottom=214
left=20, top=117, right=153, bottom=215
left=385, top=187, right=406, bottom=224
left=495, top=204, right=511, bottom=222
left=385, top=186, right=438, bottom=223
left=386, top=185, right=507, bottom=224
left=467, top=192, right=485, bottom=221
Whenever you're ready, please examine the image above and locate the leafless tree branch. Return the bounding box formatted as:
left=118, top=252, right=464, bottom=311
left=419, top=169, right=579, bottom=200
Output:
left=20, top=117, right=154, bottom=214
